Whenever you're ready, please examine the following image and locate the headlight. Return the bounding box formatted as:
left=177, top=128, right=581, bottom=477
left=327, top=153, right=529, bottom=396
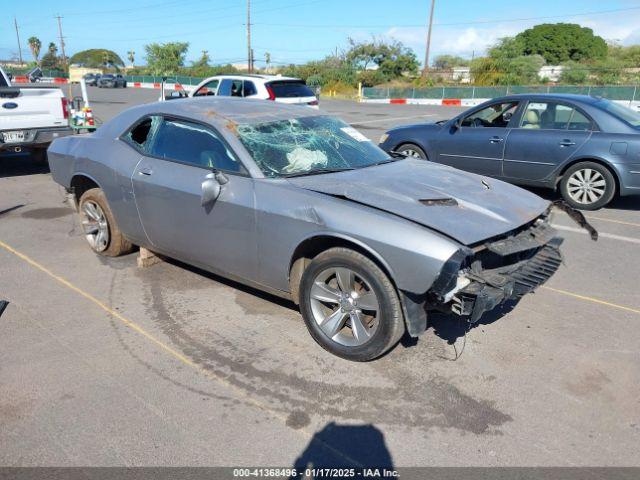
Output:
left=379, top=133, right=389, bottom=144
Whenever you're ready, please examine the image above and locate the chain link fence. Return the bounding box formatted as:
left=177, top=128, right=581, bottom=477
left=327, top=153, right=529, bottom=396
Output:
left=363, top=85, right=639, bottom=101
left=124, top=75, right=204, bottom=85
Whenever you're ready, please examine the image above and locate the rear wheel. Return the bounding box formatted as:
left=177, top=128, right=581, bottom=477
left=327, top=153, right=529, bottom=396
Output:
left=298, top=248, right=404, bottom=361
left=396, top=143, right=427, bottom=160
left=560, top=162, right=615, bottom=210
left=78, top=188, right=134, bottom=256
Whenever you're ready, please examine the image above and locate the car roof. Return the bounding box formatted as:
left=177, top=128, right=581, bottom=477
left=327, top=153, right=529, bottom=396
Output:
left=202, top=74, right=302, bottom=82
left=495, top=93, right=600, bottom=104
left=126, top=96, right=323, bottom=127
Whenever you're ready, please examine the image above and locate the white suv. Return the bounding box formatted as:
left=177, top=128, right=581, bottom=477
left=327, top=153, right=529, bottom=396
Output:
left=188, top=74, right=319, bottom=108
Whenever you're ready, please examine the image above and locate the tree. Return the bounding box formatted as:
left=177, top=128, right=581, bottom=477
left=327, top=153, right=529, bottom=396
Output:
left=264, top=52, right=271, bottom=71
left=40, top=42, right=59, bottom=69
left=432, top=54, right=469, bottom=69
left=144, top=42, right=189, bottom=75
left=470, top=54, right=544, bottom=85
left=498, top=23, right=607, bottom=64
left=27, top=37, right=41, bottom=65
left=127, top=50, right=135, bottom=67
left=69, top=49, right=125, bottom=69
left=346, top=38, right=419, bottom=79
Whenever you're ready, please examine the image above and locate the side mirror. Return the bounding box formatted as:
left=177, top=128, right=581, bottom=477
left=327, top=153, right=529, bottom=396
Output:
left=166, top=91, right=186, bottom=100
left=201, top=171, right=228, bottom=206
left=452, top=118, right=462, bottom=131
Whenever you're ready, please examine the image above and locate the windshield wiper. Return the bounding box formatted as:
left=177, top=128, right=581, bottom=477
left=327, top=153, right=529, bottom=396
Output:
left=283, top=167, right=355, bottom=178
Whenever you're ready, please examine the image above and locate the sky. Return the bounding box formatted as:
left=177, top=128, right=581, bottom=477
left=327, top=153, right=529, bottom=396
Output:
left=2, top=0, right=640, bottom=68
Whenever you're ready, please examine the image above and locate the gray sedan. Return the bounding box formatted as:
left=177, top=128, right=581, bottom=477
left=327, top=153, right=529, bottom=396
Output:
left=48, top=98, right=570, bottom=361
left=380, top=94, right=640, bottom=210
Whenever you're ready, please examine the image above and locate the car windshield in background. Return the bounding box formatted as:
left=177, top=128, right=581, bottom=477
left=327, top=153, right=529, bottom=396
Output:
left=236, top=115, right=390, bottom=177
left=267, top=81, right=315, bottom=98
left=594, top=98, right=640, bottom=128
left=102, top=74, right=115, bottom=79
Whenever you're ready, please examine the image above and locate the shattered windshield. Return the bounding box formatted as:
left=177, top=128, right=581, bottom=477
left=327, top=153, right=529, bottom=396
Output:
left=236, top=115, right=391, bottom=177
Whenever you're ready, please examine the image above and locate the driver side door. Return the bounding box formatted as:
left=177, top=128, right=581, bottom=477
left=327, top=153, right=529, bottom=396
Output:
left=433, top=101, right=520, bottom=177
left=131, top=116, right=258, bottom=281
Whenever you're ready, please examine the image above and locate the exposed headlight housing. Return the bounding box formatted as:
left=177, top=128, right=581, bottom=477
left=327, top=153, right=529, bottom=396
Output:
left=379, top=133, right=389, bottom=144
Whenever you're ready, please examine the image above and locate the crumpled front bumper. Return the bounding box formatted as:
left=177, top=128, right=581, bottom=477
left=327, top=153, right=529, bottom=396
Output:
left=451, top=236, right=563, bottom=322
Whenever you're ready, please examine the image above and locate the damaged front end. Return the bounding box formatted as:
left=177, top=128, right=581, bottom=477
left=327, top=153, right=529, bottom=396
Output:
left=429, top=214, right=564, bottom=324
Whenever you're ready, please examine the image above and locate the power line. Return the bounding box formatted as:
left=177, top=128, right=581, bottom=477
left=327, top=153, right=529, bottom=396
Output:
left=251, top=6, right=640, bottom=29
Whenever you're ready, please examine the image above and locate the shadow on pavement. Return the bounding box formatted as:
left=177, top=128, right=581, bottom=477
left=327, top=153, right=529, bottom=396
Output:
left=0, top=153, right=49, bottom=178
left=291, top=422, right=393, bottom=473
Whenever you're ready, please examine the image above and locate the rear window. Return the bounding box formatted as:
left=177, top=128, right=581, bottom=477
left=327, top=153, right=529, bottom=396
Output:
left=267, top=81, right=315, bottom=98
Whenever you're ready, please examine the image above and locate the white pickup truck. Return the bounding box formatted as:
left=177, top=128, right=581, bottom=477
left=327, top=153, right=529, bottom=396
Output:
left=0, top=66, right=72, bottom=163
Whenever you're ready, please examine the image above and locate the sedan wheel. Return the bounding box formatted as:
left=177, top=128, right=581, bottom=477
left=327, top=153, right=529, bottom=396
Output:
left=397, top=143, right=427, bottom=160
left=299, top=247, right=405, bottom=361
left=560, top=162, right=615, bottom=210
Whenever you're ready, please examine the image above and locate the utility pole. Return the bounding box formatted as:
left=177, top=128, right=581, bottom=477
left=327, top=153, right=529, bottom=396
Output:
left=423, top=0, right=436, bottom=75
left=14, top=18, right=23, bottom=65
left=55, top=15, right=72, bottom=99
left=246, top=0, right=252, bottom=73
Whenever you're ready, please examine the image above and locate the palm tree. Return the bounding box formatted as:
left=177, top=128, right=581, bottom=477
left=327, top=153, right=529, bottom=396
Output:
left=127, top=50, right=135, bottom=67
left=27, top=36, right=41, bottom=65
left=48, top=42, right=57, bottom=55
left=265, top=52, right=271, bottom=71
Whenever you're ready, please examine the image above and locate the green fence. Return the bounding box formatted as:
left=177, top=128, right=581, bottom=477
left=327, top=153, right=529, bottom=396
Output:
left=124, top=75, right=204, bottom=85
left=363, top=85, right=639, bottom=101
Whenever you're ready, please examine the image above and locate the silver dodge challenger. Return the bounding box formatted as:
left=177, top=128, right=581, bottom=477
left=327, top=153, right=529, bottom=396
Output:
left=48, top=97, right=578, bottom=361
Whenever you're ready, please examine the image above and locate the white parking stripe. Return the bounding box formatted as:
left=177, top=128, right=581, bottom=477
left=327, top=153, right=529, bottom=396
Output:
left=552, top=224, right=640, bottom=245
left=350, top=114, right=435, bottom=125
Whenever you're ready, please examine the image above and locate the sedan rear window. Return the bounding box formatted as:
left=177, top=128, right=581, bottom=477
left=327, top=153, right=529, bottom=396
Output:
left=594, top=98, right=640, bottom=128
left=267, top=81, right=315, bottom=98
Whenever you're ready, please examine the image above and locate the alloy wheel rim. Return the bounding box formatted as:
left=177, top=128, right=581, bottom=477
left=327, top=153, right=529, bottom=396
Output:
left=81, top=201, right=109, bottom=252
left=309, top=267, right=380, bottom=347
left=400, top=148, right=423, bottom=158
left=567, top=168, right=606, bottom=205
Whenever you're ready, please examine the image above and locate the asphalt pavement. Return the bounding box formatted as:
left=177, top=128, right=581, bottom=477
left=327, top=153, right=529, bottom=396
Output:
left=0, top=85, right=639, bottom=467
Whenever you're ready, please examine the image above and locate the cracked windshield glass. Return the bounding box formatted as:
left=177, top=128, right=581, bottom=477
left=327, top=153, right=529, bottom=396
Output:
left=236, top=115, right=391, bottom=177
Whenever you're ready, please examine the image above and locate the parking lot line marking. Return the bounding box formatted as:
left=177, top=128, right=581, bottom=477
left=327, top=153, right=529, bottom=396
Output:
left=541, top=286, right=640, bottom=315
left=350, top=114, right=435, bottom=125
left=0, top=239, right=362, bottom=465
left=551, top=224, right=640, bottom=245
left=585, top=215, right=640, bottom=228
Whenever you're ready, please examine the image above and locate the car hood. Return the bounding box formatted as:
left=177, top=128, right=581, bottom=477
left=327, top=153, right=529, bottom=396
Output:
left=287, top=159, right=549, bottom=246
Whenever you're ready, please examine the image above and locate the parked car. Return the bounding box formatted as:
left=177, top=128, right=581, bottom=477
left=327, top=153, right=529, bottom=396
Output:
left=0, top=66, right=72, bottom=164
left=48, top=97, right=577, bottom=361
left=98, top=74, right=127, bottom=88
left=379, top=94, right=640, bottom=210
left=179, top=74, right=318, bottom=108
left=83, top=73, right=101, bottom=86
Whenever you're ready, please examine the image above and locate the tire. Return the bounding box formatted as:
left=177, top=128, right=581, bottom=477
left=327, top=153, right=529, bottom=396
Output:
left=78, top=188, right=134, bottom=257
left=560, top=161, right=616, bottom=210
left=396, top=142, right=427, bottom=160
left=298, top=247, right=405, bottom=361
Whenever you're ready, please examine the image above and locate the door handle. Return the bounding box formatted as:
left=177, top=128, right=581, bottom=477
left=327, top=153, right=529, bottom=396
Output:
left=489, top=136, right=504, bottom=143
left=559, top=140, right=576, bottom=147
left=138, top=166, right=153, bottom=176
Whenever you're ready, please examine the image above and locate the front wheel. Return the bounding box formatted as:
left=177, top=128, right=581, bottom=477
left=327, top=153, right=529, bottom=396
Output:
left=396, top=143, right=427, bottom=160
left=78, top=188, right=134, bottom=256
left=560, top=162, right=616, bottom=210
left=298, top=248, right=405, bottom=361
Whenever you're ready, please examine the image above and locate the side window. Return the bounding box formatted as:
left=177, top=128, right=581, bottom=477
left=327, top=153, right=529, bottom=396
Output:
left=194, top=79, right=219, bottom=97
left=243, top=80, right=257, bottom=97
left=150, top=118, right=244, bottom=173
left=461, top=102, right=518, bottom=128
left=567, top=109, right=592, bottom=131
left=124, top=116, right=160, bottom=153
left=520, top=102, right=589, bottom=130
